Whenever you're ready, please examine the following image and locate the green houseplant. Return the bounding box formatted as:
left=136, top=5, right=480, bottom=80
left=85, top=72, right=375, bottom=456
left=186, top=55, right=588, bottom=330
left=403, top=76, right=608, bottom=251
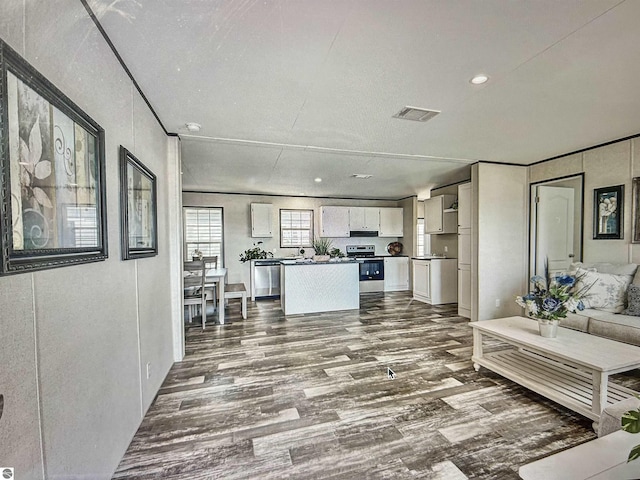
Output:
left=622, top=398, right=640, bottom=462
left=312, top=237, right=333, bottom=262
left=239, top=241, right=273, bottom=263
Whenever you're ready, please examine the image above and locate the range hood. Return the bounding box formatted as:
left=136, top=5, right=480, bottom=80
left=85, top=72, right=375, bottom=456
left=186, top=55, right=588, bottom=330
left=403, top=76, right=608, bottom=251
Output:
left=350, top=230, right=378, bottom=237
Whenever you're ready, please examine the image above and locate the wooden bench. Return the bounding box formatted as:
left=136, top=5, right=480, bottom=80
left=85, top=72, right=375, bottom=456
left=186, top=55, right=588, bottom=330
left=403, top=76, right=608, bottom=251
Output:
left=224, top=283, right=247, bottom=319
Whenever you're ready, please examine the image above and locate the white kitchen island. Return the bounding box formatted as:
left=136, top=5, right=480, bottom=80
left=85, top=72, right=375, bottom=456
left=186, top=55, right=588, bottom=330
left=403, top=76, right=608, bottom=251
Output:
left=280, top=260, right=360, bottom=315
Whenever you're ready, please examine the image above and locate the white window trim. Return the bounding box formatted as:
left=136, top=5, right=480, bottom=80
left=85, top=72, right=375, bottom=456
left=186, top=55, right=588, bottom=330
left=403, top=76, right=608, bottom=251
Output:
left=183, top=207, right=224, bottom=265
left=280, top=209, right=314, bottom=248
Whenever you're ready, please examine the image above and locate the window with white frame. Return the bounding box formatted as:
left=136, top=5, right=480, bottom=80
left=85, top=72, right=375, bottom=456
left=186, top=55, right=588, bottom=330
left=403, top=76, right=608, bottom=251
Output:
left=183, top=207, right=223, bottom=265
left=280, top=209, right=313, bottom=247
left=416, top=218, right=425, bottom=256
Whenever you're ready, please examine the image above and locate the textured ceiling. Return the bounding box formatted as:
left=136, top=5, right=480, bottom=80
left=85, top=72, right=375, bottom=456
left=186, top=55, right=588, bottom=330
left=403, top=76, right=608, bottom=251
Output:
left=88, top=0, right=640, bottom=199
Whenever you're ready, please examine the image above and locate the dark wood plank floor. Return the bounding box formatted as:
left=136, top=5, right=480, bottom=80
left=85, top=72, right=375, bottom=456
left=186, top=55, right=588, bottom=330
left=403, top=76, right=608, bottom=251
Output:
left=113, top=292, right=615, bottom=479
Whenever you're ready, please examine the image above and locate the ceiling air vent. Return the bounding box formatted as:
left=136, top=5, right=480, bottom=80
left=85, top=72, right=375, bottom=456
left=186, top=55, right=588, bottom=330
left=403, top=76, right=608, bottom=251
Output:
left=393, top=106, right=440, bottom=122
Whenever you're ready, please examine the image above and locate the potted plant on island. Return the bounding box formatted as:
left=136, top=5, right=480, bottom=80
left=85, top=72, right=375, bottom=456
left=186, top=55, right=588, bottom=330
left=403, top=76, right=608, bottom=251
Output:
left=311, top=237, right=333, bottom=262
left=515, top=263, right=590, bottom=338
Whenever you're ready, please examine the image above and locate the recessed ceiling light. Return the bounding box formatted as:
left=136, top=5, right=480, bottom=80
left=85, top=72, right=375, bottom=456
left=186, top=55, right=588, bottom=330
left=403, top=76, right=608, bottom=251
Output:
left=352, top=174, right=373, bottom=179
left=470, top=74, right=489, bottom=85
left=314, top=177, right=322, bottom=183
left=185, top=122, right=201, bottom=132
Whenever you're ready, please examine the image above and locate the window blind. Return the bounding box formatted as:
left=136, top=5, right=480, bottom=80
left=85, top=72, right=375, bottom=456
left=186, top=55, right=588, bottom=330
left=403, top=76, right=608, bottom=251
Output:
left=184, top=207, right=223, bottom=264
left=280, top=209, right=313, bottom=247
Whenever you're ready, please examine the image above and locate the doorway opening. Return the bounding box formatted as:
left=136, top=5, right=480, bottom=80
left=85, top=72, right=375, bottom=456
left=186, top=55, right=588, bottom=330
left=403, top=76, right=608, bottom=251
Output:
left=530, top=174, right=584, bottom=278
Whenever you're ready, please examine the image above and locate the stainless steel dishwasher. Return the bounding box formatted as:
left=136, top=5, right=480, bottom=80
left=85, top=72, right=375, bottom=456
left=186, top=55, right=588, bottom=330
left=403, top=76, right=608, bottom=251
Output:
left=250, top=259, right=281, bottom=300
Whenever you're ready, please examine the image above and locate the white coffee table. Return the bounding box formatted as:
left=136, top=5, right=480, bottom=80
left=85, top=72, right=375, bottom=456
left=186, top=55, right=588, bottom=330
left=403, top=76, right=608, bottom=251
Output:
left=470, top=317, right=640, bottom=425
left=519, top=429, right=640, bottom=479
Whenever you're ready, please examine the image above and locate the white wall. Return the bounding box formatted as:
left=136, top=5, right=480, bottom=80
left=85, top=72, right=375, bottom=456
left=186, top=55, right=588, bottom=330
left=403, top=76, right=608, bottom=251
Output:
left=399, top=196, right=417, bottom=257
left=0, top=2, right=177, bottom=478
left=473, top=163, right=529, bottom=321
left=530, top=139, right=639, bottom=265
left=182, top=192, right=403, bottom=286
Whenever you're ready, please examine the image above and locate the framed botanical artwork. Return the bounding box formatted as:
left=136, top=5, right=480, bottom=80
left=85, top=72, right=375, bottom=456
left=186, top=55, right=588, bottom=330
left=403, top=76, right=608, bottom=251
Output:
left=0, top=39, right=108, bottom=274
left=119, top=146, right=157, bottom=260
left=593, top=184, right=624, bottom=240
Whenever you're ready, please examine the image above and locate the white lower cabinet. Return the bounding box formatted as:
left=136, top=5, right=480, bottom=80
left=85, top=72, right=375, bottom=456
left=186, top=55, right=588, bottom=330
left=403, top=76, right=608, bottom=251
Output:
left=383, top=257, right=409, bottom=291
left=412, top=259, right=457, bottom=305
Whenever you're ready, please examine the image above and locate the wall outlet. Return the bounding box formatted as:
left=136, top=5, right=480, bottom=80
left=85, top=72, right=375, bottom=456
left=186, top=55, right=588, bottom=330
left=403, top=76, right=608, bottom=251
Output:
left=495, top=298, right=501, bottom=307
left=444, top=246, right=448, bottom=253
left=146, top=362, right=151, bottom=379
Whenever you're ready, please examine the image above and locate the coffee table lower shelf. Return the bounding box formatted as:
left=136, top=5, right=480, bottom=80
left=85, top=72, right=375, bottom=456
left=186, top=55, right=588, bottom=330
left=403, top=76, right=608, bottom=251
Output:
left=473, top=348, right=636, bottom=422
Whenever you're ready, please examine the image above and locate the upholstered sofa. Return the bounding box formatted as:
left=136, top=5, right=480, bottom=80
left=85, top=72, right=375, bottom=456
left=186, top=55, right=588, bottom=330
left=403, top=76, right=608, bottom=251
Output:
left=555, top=262, right=640, bottom=437
left=560, top=262, right=640, bottom=347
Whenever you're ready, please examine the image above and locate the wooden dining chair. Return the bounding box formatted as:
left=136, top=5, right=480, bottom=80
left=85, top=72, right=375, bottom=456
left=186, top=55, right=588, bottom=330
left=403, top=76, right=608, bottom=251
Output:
left=183, top=260, right=207, bottom=330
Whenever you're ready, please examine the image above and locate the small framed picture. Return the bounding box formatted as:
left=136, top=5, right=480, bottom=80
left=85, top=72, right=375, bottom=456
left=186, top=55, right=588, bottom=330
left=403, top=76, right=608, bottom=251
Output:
left=119, top=146, right=158, bottom=259
left=593, top=184, right=624, bottom=240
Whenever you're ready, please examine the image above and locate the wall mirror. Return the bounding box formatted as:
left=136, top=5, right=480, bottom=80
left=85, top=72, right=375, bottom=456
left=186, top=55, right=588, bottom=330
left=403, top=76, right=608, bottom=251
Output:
left=529, top=173, right=584, bottom=277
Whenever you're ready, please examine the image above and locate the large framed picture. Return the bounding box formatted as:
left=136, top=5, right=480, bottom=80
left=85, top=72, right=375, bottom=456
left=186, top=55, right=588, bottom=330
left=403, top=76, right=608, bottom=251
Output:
left=593, top=184, right=624, bottom=240
left=0, top=40, right=107, bottom=274
left=119, top=146, right=157, bottom=260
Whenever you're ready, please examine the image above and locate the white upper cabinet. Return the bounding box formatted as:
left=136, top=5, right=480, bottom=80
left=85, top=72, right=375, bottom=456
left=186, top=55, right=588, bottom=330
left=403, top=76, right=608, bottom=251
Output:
left=424, top=195, right=457, bottom=234
left=251, top=203, right=273, bottom=237
left=379, top=208, right=404, bottom=237
left=319, top=206, right=350, bottom=237
left=349, top=207, right=380, bottom=231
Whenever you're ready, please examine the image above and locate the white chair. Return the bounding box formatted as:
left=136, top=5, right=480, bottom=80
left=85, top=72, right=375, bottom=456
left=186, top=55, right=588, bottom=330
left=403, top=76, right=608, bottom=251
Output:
left=224, top=283, right=247, bottom=319
left=203, top=256, right=218, bottom=311
left=183, top=260, right=207, bottom=329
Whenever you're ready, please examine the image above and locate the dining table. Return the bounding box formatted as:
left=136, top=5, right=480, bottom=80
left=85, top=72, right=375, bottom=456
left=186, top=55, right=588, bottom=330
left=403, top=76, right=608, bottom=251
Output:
left=205, top=267, right=228, bottom=324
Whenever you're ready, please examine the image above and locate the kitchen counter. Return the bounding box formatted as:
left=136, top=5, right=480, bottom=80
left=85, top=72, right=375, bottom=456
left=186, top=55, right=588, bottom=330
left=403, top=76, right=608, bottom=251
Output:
left=411, top=256, right=449, bottom=260
left=280, top=258, right=357, bottom=265
left=280, top=261, right=359, bottom=315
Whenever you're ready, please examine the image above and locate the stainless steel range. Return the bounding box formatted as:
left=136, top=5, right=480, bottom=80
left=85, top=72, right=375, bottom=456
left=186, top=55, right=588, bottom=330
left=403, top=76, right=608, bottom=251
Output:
left=346, top=245, right=384, bottom=292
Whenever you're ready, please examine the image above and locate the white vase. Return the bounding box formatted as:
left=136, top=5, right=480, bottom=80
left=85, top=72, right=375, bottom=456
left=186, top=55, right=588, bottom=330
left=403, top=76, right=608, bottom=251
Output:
left=538, top=318, right=559, bottom=338
left=313, top=255, right=330, bottom=262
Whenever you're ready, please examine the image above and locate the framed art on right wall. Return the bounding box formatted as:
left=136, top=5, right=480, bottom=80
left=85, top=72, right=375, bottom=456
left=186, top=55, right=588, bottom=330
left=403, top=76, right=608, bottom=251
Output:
left=632, top=178, right=640, bottom=243
left=593, top=184, right=624, bottom=240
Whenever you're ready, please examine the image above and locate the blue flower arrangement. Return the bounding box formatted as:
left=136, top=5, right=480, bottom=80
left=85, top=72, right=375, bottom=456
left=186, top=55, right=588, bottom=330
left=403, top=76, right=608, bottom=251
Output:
left=516, top=264, right=590, bottom=321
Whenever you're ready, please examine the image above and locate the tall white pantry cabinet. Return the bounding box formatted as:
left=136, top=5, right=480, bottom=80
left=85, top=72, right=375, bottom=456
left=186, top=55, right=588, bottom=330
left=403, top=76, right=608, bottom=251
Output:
left=457, top=183, right=472, bottom=318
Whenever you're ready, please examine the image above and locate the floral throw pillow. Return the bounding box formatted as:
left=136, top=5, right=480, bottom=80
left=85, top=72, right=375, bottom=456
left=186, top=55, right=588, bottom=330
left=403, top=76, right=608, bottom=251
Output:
left=623, top=284, right=640, bottom=316
left=574, top=267, right=633, bottom=313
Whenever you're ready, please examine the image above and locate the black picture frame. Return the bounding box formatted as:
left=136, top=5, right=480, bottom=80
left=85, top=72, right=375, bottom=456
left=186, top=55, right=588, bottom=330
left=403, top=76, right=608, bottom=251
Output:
left=632, top=178, right=640, bottom=243
left=0, top=39, right=108, bottom=274
left=593, top=184, right=624, bottom=240
left=119, top=146, right=157, bottom=260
